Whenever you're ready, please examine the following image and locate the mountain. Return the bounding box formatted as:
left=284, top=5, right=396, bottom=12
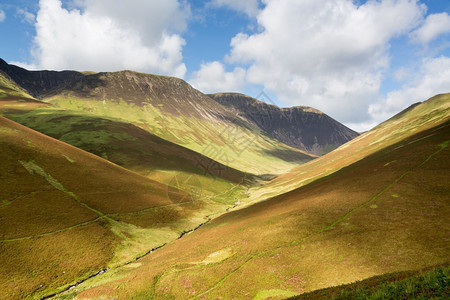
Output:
left=209, top=93, right=359, bottom=155
left=0, top=59, right=315, bottom=176
left=0, top=72, right=259, bottom=206
left=58, top=94, right=449, bottom=299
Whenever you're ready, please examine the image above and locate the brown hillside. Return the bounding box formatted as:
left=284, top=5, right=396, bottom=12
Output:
left=0, top=115, right=204, bottom=299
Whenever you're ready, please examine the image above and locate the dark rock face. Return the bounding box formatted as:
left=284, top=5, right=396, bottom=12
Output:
left=0, top=59, right=233, bottom=121
left=209, top=93, right=359, bottom=155
left=0, top=58, right=84, bottom=98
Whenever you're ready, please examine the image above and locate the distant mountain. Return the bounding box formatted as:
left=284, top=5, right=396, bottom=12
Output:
left=0, top=59, right=315, bottom=176
left=209, top=93, right=359, bottom=155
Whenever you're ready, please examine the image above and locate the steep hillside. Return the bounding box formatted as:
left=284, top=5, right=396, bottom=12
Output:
left=0, top=114, right=234, bottom=299
left=250, top=93, right=450, bottom=203
left=0, top=58, right=83, bottom=97
left=0, top=60, right=315, bottom=175
left=209, top=93, right=359, bottom=155
left=55, top=95, right=449, bottom=299
left=0, top=78, right=258, bottom=207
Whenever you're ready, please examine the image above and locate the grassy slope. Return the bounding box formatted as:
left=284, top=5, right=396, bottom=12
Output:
left=40, top=70, right=315, bottom=175
left=0, top=113, right=230, bottom=299
left=0, top=71, right=37, bottom=100
left=60, top=96, right=449, bottom=299
left=0, top=73, right=257, bottom=208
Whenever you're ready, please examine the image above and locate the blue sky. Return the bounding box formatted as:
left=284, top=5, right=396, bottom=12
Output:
left=0, top=0, right=449, bottom=131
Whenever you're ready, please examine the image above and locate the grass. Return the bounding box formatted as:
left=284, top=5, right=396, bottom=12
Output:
left=253, top=289, right=298, bottom=299
left=0, top=73, right=35, bottom=100
left=290, top=264, right=449, bottom=299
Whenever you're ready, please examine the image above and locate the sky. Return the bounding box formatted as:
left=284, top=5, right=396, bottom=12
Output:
left=0, top=0, right=449, bottom=131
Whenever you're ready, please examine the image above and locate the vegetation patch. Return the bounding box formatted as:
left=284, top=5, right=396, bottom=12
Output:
left=19, top=160, right=68, bottom=193
left=253, top=289, right=298, bottom=300
left=201, top=248, right=237, bottom=265
left=290, top=264, right=449, bottom=299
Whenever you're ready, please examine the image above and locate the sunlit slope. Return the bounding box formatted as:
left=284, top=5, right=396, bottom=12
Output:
left=250, top=93, right=450, bottom=202
left=65, top=109, right=450, bottom=299
left=0, top=115, right=219, bottom=299
left=0, top=73, right=255, bottom=205
left=38, top=70, right=315, bottom=174
left=0, top=71, right=37, bottom=101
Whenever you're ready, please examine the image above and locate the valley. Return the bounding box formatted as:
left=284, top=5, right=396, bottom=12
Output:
left=0, top=60, right=448, bottom=299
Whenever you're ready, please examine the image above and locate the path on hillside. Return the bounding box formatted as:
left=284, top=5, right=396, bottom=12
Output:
left=0, top=201, right=194, bottom=243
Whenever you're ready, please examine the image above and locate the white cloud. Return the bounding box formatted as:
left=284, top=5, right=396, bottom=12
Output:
left=209, top=0, right=260, bottom=17
left=9, top=61, right=38, bottom=70
left=16, top=8, right=35, bottom=24
left=369, top=56, right=450, bottom=124
left=410, top=12, right=450, bottom=44
left=225, top=0, right=426, bottom=125
left=31, top=0, right=189, bottom=77
left=0, top=10, right=5, bottom=22
left=189, top=61, right=246, bottom=93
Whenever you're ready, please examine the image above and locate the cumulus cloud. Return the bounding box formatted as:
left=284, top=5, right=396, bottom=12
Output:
left=189, top=61, right=246, bottom=93
left=0, top=9, right=5, bottom=22
left=31, top=0, right=189, bottom=77
left=369, top=56, right=450, bottom=124
left=410, top=12, right=450, bottom=44
left=225, top=0, right=425, bottom=125
left=209, top=0, right=260, bottom=17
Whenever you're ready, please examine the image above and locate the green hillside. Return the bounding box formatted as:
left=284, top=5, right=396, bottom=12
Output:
left=32, top=70, right=315, bottom=175
left=54, top=95, right=449, bottom=299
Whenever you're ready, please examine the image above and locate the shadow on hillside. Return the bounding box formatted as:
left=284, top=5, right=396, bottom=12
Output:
left=263, top=148, right=314, bottom=163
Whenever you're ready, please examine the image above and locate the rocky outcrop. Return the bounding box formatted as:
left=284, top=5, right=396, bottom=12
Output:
left=0, top=58, right=84, bottom=97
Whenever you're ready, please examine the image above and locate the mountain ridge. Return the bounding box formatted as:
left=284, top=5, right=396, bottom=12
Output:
left=209, top=92, right=359, bottom=155
left=0, top=59, right=316, bottom=175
